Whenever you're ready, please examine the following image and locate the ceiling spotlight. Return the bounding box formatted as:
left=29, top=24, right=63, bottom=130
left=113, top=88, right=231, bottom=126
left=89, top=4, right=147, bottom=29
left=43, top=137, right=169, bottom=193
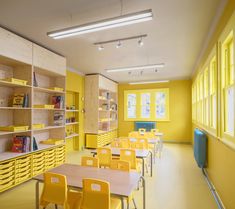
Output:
left=116, top=40, right=122, bottom=48
left=98, top=45, right=104, bottom=51
left=138, top=37, right=144, bottom=46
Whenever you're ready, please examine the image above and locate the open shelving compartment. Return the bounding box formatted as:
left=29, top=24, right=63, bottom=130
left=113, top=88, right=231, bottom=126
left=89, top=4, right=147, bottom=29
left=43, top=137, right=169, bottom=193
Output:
left=65, top=90, right=79, bottom=151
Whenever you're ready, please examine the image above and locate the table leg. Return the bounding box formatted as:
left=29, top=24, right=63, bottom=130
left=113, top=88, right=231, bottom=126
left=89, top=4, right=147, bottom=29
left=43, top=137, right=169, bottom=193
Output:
left=141, top=158, right=145, bottom=176
left=35, top=181, right=39, bottom=209
left=150, top=151, right=153, bottom=177
left=140, top=176, right=146, bottom=209
left=121, top=197, right=125, bottom=209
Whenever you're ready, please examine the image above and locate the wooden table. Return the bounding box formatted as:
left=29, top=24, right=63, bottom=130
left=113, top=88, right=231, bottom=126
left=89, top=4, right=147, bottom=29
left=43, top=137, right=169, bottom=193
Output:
left=91, top=148, right=153, bottom=177
left=33, top=164, right=146, bottom=209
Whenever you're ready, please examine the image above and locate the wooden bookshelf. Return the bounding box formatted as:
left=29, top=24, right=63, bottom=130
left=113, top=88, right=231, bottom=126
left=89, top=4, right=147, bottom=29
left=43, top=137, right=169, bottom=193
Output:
left=85, top=75, right=118, bottom=148
left=0, top=27, right=66, bottom=193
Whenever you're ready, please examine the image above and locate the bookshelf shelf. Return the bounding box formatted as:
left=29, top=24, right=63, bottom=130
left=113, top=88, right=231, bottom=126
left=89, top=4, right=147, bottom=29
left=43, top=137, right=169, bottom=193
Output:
left=66, top=109, right=79, bottom=112
left=33, top=125, right=65, bottom=131
left=0, top=107, right=31, bottom=110
left=33, top=108, right=65, bottom=111
left=33, top=86, right=65, bottom=94
left=0, top=130, right=31, bottom=136
left=0, top=80, right=31, bottom=88
left=65, top=133, right=79, bottom=139
left=66, top=122, right=79, bottom=126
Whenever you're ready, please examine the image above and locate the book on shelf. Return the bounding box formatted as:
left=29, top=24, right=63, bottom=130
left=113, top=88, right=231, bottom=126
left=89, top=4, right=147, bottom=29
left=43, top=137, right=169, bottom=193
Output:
left=12, top=136, right=31, bottom=153
left=51, top=96, right=64, bottom=109
left=12, top=94, right=29, bottom=107
left=33, top=137, right=38, bottom=151
left=54, top=111, right=64, bottom=126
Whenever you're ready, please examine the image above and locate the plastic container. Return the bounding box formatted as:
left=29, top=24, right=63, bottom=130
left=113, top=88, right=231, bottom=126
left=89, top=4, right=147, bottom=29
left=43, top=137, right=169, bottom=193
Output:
left=3, top=78, right=27, bottom=86
left=0, top=126, right=29, bottom=132
left=33, top=104, right=55, bottom=109
left=40, top=139, right=64, bottom=145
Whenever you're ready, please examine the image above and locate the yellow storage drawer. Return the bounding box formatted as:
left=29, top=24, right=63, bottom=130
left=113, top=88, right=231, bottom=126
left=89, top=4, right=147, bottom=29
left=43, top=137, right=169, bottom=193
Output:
left=16, top=160, right=30, bottom=168
left=0, top=171, right=14, bottom=180
left=0, top=166, right=14, bottom=175
left=16, top=165, right=31, bottom=174
left=33, top=157, right=44, bottom=164
left=15, top=173, right=31, bottom=184
left=0, top=175, right=14, bottom=185
left=16, top=156, right=31, bottom=164
left=0, top=161, right=14, bottom=170
left=0, top=180, right=14, bottom=192
left=33, top=152, right=44, bottom=159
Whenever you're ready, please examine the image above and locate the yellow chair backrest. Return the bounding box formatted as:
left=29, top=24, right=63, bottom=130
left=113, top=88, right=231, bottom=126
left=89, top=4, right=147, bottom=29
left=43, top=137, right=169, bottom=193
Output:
left=144, top=132, right=155, bottom=138
left=119, top=138, right=130, bottom=148
left=40, top=172, right=67, bottom=206
left=120, top=149, right=137, bottom=170
left=128, top=132, right=139, bottom=138
left=110, top=160, right=130, bottom=171
left=97, top=147, right=112, bottom=167
left=81, top=156, right=99, bottom=168
left=151, top=129, right=159, bottom=133
left=111, top=141, right=121, bottom=148
left=136, top=138, right=148, bottom=149
left=81, top=178, right=110, bottom=209
left=130, top=141, right=145, bottom=149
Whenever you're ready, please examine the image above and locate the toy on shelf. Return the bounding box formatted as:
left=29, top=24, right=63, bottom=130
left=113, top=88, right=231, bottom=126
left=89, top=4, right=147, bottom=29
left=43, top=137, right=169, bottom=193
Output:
left=12, top=136, right=31, bottom=153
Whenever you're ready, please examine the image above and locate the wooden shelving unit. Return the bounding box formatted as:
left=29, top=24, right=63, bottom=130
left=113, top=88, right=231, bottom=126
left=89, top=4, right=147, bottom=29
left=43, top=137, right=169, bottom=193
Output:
left=65, top=90, right=79, bottom=151
left=0, top=27, right=66, bottom=192
left=85, top=74, right=118, bottom=148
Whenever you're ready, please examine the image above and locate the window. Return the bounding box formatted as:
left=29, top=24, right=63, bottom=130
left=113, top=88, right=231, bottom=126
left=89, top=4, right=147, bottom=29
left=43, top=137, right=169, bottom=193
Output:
left=192, top=84, right=197, bottom=122
left=222, top=33, right=234, bottom=136
left=127, top=93, right=137, bottom=119
left=124, top=88, right=169, bottom=121
left=204, top=68, right=209, bottom=126
left=209, top=57, right=217, bottom=129
left=199, top=73, right=204, bottom=124
left=156, top=91, right=166, bottom=119
left=141, top=93, right=151, bottom=118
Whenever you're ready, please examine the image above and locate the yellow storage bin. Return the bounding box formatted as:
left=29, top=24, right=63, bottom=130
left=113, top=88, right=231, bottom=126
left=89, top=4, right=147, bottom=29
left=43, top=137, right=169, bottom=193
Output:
left=41, top=139, right=64, bottom=145
left=0, top=161, right=14, bottom=170
left=16, top=156, right=31, bottom=164
left=0, top=166, right=14, bottom=175
left=0, top=180, right=14, bottom=192
left=0, top=175, right=14, bottom=185
left=32, top=123, right=45, bottom=129
left=0, top=171, right=14, bottom=180
left=3, top=78, right=28, bottom=86
left=0, top=125, right=29, bottom=132
left=33, top=104, right=55, bottom=109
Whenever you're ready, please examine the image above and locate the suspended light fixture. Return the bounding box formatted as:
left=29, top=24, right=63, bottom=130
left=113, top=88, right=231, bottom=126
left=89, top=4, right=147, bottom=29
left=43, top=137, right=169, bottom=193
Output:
left=116, top=40, right=122, bottom=48
left=47, top=9, right=153, bottom=39
left=138, top=37, right=144, bottom=46
left=129, top=80, right=169, bottom=85
left=106, top=63, right=165, bottom=73
left=98, top=45, right=104, bottom=51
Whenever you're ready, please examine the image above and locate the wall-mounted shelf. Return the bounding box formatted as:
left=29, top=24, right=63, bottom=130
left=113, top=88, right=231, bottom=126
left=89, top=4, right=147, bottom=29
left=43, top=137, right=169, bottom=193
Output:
left=65, top=133, right=79, bottom=139
left=33, top=86, right=65, bottom=94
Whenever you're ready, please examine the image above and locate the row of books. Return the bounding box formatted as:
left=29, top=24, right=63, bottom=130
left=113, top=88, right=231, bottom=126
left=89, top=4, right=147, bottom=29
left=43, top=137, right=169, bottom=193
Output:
left=12, top=136, right=38, bottom=153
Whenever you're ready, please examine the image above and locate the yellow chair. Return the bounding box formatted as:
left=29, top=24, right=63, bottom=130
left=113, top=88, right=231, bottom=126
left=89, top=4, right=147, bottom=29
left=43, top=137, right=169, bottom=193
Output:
left=110, top=160, right=137, bottom=209
left=111, top=140, right=124, bottom=148
left=110, top=160, right=130, bottom=171
left=81, top=178, right=121, bottom=209
left=119, top=138, right=130, bottom=148
left=136, top=138, right=149, bottom=149
left=81, top=156, right=99, bottom=168
left=40, top=172, right=82, bottom=209
left=128, top=132, right=139, bottom=138
left=120, top=149, right=139, bottom=171
left=97, top=147, right=112, bottom=168
left=138, top=128, right=146, bottom=135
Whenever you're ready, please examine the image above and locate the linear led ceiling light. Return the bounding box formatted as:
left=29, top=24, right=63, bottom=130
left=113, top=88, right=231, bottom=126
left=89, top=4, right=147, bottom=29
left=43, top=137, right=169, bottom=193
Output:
left=47, top=9, right=153, bottom=39
left=129, top=80, right=169, bottom=85
left=106, top=63, right=165, bottom=73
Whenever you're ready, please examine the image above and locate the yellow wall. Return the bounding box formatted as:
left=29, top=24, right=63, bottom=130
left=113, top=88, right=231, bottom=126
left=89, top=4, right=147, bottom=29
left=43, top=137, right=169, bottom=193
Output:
left=192, top=1, right=235, bottom=208
left=66, top=70, right=85, bottom=150
left=118, top=80, right=192, bottom=142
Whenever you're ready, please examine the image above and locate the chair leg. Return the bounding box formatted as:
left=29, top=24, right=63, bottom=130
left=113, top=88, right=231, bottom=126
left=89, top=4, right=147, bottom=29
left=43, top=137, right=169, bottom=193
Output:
left=55, top=204, right=58, bottom=209
left=127, top=202, right=130, bottom=209
left=132, top=198, right=137, bottom=209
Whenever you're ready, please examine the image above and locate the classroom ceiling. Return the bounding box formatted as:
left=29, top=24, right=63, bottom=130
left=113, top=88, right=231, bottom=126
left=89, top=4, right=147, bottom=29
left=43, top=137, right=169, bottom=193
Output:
left=0, top=0, right=224, bottom=83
